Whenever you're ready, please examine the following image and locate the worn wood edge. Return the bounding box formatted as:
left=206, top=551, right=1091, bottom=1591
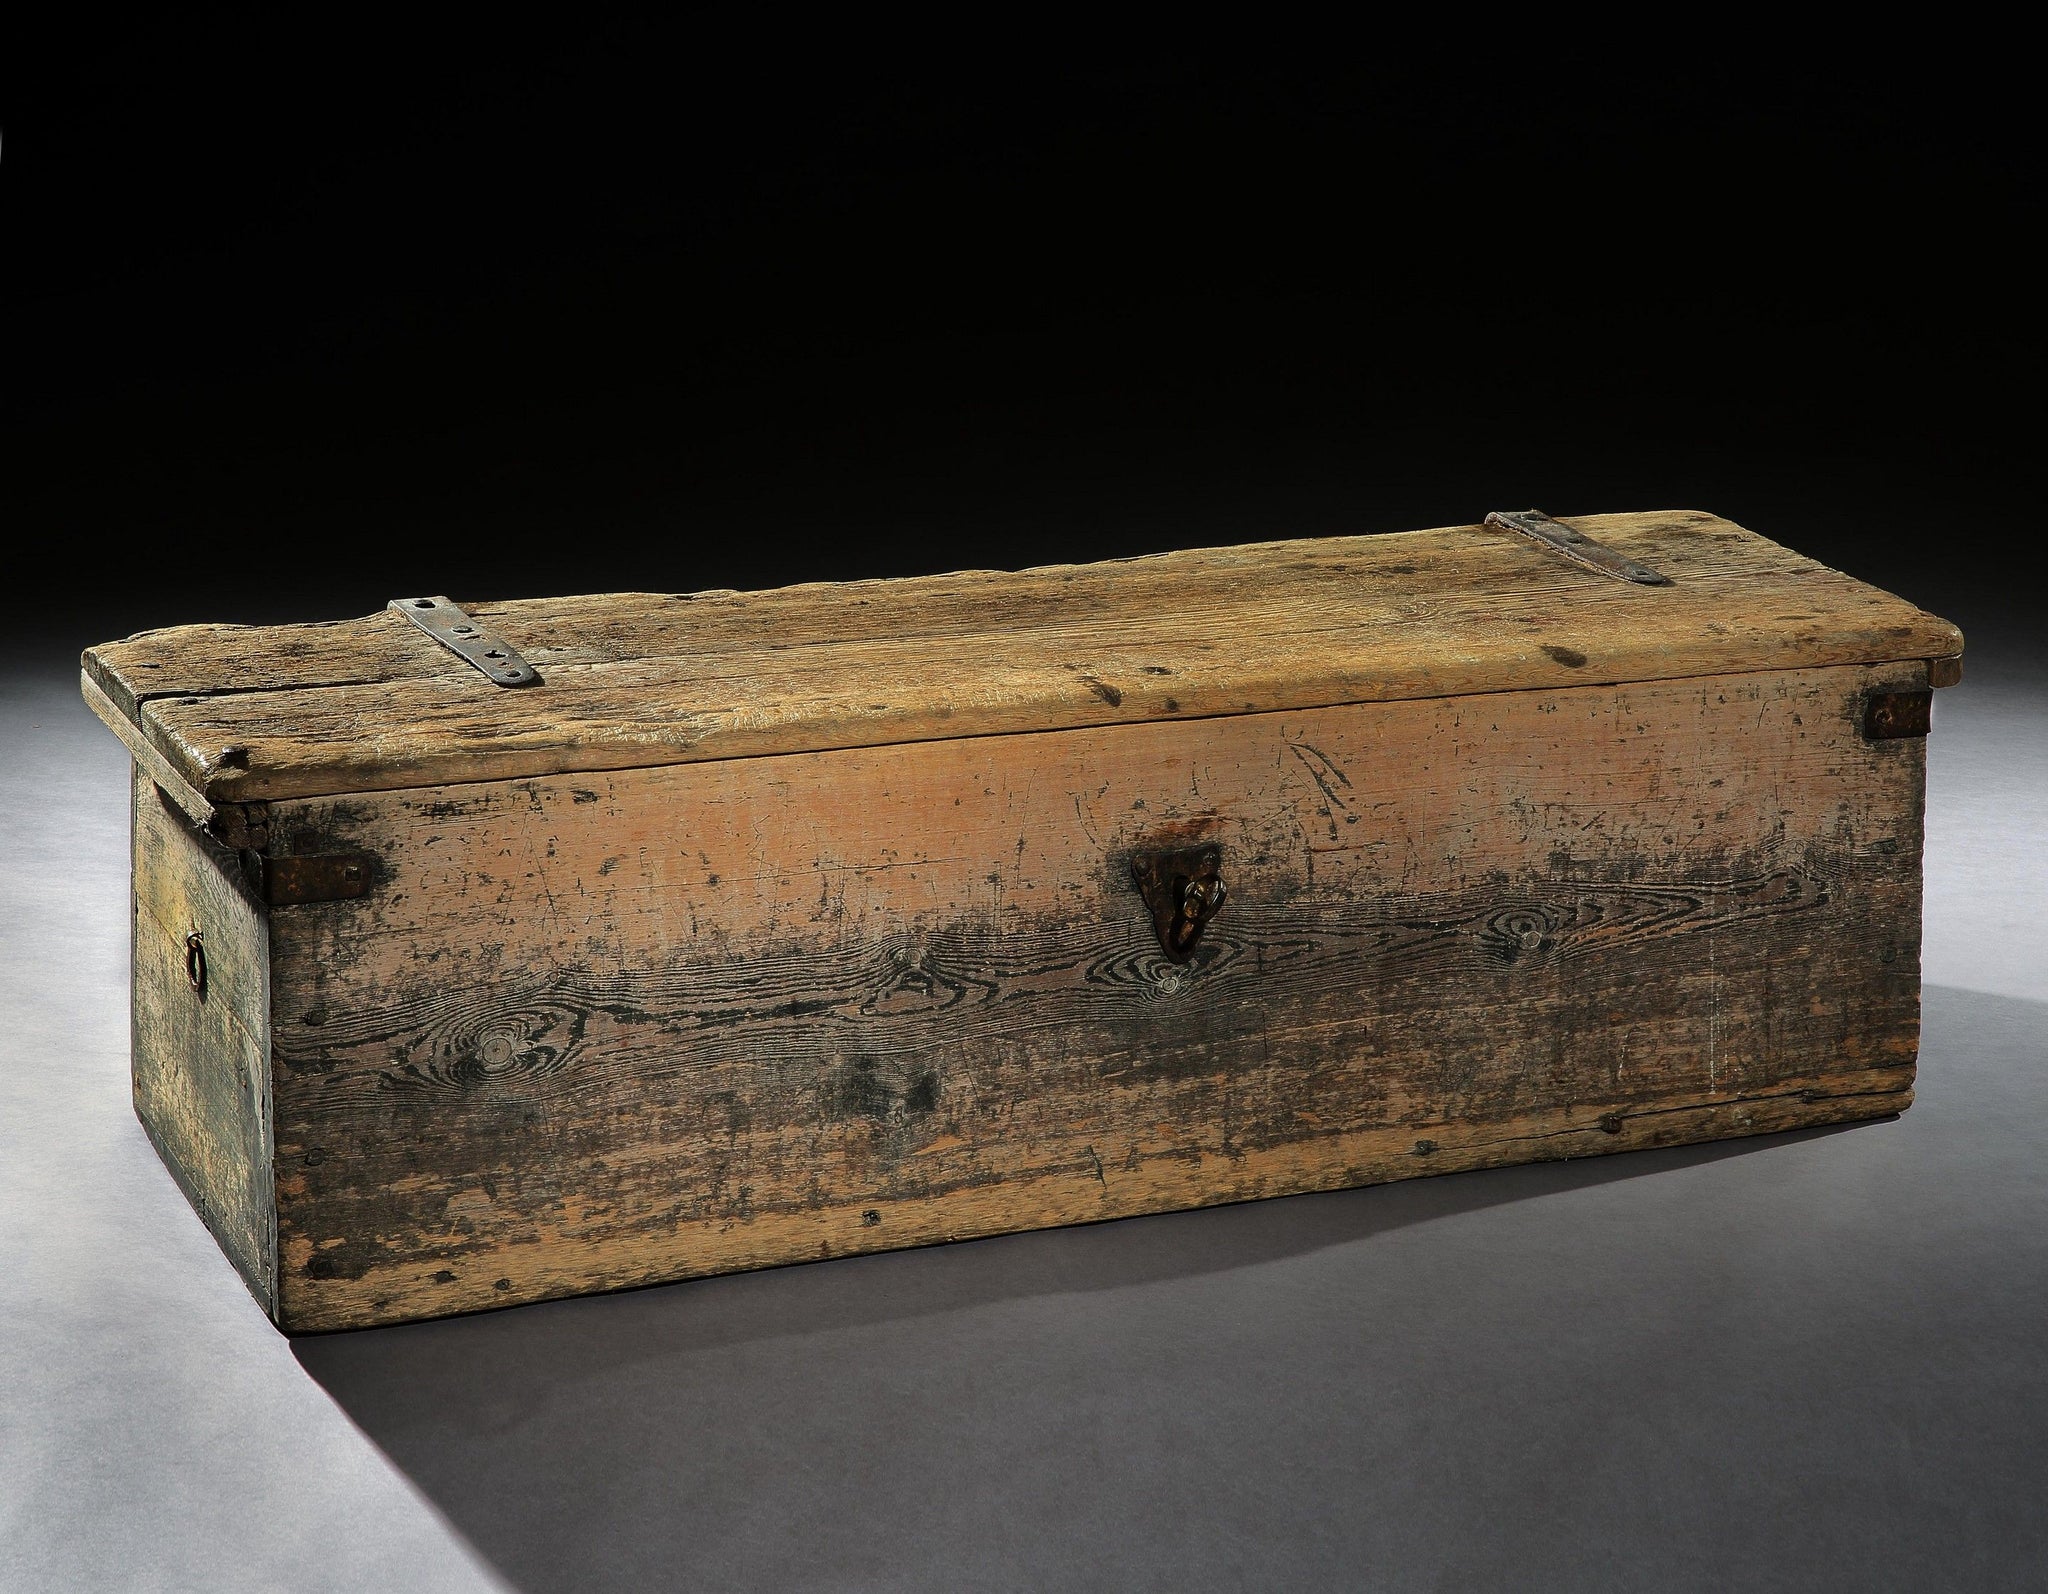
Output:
left=85, top=670, right=218, bottom=832
left=166, top=646, right=1960, bottom=807
left=82, top=637, right=151, bottom=721
left=86, top=672, right=272, bottom=848
left=277, top=1068, right=1912, bottom=1333
left=129, top=773, right=281, bottom=1322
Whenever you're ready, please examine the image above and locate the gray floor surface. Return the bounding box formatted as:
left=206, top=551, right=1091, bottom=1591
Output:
left=3, top=647, right=2043, bottom=1593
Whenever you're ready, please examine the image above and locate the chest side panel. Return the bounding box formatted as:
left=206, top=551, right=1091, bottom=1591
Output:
left=263, top=663, right=1928, bottom=1330
left=130, top=766, right=277, bottom=1314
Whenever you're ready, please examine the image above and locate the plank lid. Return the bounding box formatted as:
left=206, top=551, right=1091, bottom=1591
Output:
left=83, top=510, right=1963, bottom=806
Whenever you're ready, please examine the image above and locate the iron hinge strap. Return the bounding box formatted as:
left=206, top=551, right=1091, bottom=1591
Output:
left=389, top=596, right=541, bottom=687
left=1485, top=509, right=1673, bottom=587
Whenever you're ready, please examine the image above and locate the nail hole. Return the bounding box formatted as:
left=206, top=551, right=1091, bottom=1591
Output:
left=412, top=599, right=435, bottom=608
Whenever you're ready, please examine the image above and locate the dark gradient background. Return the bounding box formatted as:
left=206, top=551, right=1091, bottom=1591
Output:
left=3, top=27, right=2043, bottom=1593
left=4, top=26, right=2040, bottom=645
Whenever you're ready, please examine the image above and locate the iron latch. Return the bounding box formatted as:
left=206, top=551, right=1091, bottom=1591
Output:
left=262, top=853, right=379, bottom=907
left=1131, top=842, right=1228, bottom=964
left=390, top=596, right=541, bottom=687
left=1863, top=689, right=1934, bottom=741
left=1485, top=509, right=1673, bottom=586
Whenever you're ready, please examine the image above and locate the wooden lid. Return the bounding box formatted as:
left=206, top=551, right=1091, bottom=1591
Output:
left=82, top=510, right=1963, bottom=805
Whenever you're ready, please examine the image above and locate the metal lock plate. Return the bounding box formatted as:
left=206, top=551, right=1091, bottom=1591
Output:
left=1131, top=843, right=1228, bottom=964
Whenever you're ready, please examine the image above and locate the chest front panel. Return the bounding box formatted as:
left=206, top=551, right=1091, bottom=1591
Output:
left=252, top=662, right=1927, bottom=1330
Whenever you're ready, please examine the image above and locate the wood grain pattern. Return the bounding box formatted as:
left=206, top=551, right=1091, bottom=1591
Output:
left=83, top=511, right=1963, bottom=803
left=252, top=662, right=1927, bottom=1330
left=129, top=765, right=277, bottom=1311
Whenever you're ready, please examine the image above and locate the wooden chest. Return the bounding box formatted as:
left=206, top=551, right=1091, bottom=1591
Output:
left=83, top=510, right=1962, bottom=1333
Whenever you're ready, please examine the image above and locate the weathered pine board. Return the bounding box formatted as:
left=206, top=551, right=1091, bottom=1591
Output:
left=81, top=511, right=1962, bottom=803
left=256, top=662, right=1926, bottom=1330
left=81, top=511, right=1959, bottom=712
left=130, top=766, right=277, bottom=1309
